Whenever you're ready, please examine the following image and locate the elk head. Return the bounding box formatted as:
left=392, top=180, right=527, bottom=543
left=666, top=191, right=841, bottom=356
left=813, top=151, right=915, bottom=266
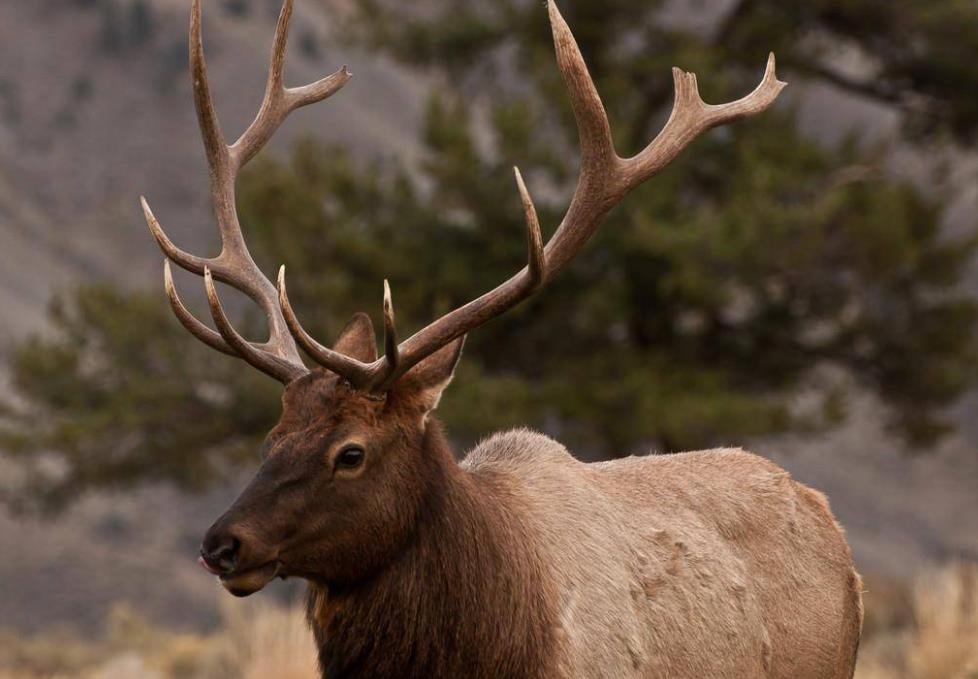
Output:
left=142, top=0, right=784, bottom=596
left=200, top=314, right=464, bottom=596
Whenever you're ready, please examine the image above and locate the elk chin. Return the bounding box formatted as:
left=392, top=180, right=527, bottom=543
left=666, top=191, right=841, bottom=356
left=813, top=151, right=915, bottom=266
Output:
left=220, top=561, right=281, bottom=598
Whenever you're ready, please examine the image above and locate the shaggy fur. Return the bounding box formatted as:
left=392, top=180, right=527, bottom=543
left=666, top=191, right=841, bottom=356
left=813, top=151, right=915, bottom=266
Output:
left=305, top=424, right=560, bottom=678
left=303, top=425, right=862, bottom=679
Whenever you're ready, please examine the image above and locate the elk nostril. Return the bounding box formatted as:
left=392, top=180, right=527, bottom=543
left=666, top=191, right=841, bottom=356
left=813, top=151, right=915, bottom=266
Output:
left=201, top=534, right=241, bottom=575
left=216, top=537, right=241, bottom=572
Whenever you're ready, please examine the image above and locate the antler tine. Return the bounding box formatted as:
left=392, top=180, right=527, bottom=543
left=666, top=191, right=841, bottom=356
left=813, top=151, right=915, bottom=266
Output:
left=382, top=280, right=400, bottom=372
left=332, top=0, right=784, bottom=392
left=203, top=268, right=307, bottom=383
left=143, top=197, right=213, bottom=275
left=514, top=167, right=545, bottom=289
left=163, top=260, right=237, bottom=357
left=189, top=0, right=230, bottom=182
left=231, top=0, right=352, bottom=169
left=352, top=168, right=543, bottom=391
left=623, top=52, right=786, bottom=188
left=362, top=166, right=548, bottom=391
left=277, top=267, right=379, bottom=386
left=267, top=0, right=294, bottom=91
left=547, top=1, right=615, bottom=172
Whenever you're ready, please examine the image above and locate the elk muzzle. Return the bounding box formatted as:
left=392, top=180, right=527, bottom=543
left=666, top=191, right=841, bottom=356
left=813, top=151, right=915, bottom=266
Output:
left=200, top=520, right=281, bottom=597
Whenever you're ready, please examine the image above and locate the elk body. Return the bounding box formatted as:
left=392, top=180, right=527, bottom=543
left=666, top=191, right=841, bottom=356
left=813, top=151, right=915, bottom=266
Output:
left=143, top=1, right=863, bottom=677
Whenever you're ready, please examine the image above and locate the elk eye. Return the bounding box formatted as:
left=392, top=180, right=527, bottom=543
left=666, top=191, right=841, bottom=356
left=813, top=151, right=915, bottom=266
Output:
left=335, top=445, right=365, bottom=470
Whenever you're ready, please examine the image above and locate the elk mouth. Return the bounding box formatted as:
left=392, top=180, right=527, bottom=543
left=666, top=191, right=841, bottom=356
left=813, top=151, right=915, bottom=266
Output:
left=219, top=561, right=282, bottom=597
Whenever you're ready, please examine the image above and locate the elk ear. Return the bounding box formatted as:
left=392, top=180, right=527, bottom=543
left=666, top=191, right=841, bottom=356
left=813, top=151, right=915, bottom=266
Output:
left=332, top=313, right=377, bottom=363
left=398, top=337, right=465, bottom=413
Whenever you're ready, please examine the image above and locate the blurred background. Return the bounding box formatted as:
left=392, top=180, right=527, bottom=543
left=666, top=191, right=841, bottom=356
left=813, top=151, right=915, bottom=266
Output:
left=1, top=0, right=977, bottom=677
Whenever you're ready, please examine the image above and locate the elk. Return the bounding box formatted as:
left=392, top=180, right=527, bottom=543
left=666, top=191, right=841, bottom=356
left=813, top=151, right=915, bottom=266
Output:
left=142, top=1, right=863, bottom=677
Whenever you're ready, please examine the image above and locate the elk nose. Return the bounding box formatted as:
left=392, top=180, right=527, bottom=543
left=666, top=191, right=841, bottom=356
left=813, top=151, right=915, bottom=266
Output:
left=200, top=533, right=241, bottom=575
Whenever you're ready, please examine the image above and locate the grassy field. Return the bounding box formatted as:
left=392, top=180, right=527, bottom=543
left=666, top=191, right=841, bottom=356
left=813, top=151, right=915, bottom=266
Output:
left=1, top=564, right=975, bottom=678
left=0, top=599, right=317, bottom=679
left=856, top=563, right=978, bottom=679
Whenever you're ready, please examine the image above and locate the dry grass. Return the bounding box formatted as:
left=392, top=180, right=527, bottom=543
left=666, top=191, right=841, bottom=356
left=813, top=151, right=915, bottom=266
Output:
left=0, top=599, right=318, bottom=679
left=856, top=562, right=978, bottom=679
left=2, top=563, right=975, bottom=679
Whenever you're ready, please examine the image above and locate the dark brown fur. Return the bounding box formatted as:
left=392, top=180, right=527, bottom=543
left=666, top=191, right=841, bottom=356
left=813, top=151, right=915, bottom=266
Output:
left=306, top=421, right=558, bottom=679
left=203, top=317, right=557, bottom=677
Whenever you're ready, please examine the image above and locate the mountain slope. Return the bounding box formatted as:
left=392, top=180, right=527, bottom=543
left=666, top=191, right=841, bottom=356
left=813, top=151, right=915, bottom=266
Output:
left=0, top=0, right=424, bottom=340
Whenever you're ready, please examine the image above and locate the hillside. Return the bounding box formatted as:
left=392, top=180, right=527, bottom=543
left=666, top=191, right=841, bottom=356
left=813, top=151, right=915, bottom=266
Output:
left=0, top=0, right=424, bottom=339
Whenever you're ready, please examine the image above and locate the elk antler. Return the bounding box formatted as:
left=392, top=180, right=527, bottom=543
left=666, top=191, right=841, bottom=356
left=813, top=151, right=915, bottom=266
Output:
left=278, top=1, right=786, bottom=393
left=147, top=0, right=783, bottom=390
left=142, top=0, right=352, bottom=383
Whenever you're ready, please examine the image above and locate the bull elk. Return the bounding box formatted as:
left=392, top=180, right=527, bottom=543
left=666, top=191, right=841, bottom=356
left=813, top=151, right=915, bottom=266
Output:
left=142, top=1, right=863, bottom=677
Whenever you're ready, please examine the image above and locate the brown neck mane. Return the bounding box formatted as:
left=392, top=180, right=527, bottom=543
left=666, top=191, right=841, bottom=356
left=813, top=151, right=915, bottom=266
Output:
left=305, top=421, right=558, bottom=679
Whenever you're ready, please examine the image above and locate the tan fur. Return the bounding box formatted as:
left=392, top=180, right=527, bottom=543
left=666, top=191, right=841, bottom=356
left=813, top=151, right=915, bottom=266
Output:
left=463, top=429, right=863, bottom=678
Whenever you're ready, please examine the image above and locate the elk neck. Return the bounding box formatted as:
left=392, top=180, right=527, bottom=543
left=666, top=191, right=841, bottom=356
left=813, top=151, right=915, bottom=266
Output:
left=306, top=419, right=560, bottom=679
